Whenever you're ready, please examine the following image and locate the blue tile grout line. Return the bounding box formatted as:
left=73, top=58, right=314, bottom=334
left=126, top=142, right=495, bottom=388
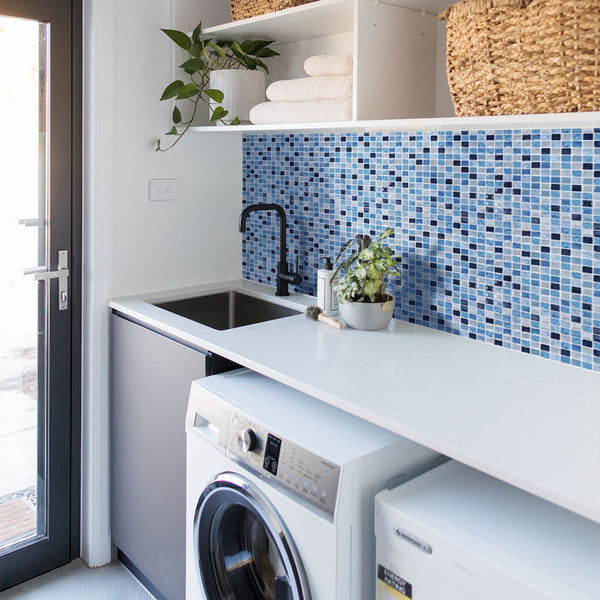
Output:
left=241, top=128, right=600, bottom=372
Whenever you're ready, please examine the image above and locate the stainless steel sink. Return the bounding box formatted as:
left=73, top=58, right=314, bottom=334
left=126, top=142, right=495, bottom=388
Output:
left=154, top=291, right=301, bottom=330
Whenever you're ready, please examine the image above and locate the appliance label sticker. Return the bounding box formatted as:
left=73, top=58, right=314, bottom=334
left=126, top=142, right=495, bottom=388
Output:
left=377, top=565, right=412, bottom=599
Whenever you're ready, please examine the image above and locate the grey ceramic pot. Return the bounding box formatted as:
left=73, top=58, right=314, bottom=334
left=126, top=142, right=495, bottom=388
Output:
left=339, top=296, right=394, bottom=330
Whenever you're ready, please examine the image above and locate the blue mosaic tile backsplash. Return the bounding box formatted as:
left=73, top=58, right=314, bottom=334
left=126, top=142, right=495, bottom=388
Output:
left=241, top=129, right=600, bottom=372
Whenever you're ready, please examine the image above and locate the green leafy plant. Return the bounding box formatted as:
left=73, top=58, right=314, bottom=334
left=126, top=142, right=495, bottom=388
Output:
left=331, top=228, right=401, bottom=304
left=156, top=21, right=279, bottom=151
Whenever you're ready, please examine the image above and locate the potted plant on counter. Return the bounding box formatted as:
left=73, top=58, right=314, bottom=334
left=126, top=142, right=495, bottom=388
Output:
left=331, top=227, right=401, bottom=330
left=156, top=21, right=278, bottom=151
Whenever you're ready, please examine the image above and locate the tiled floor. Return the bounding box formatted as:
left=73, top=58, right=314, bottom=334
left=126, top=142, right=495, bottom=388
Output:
left=1, top=559, right=155, bottom=600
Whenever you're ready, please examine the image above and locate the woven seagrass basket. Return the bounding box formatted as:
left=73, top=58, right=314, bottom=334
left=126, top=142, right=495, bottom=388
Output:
left=230, top=0, right=317, bottom=21
left=439, top=0, right=600, bottom=116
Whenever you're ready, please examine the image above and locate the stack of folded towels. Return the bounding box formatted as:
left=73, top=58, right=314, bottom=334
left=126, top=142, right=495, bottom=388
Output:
left=249, top=53, right=353, bottom=125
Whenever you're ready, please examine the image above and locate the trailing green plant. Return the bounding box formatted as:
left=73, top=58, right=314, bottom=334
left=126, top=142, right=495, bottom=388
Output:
left=156, top=21, right=279, bottom=151
left=331, top=227, right=401, bottom=304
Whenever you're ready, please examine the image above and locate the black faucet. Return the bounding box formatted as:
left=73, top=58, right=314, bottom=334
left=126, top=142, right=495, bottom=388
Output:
left=239, top=203, right=302, bottom=296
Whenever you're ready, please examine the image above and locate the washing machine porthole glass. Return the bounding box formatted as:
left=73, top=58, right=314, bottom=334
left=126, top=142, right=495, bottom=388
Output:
left=194, top=473, right=310, bottom=600
left=211, top=503, right=288, bottom=599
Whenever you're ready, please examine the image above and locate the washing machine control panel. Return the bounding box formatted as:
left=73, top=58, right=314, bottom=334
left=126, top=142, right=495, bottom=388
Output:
left=228, top=414, right=341, bottom=517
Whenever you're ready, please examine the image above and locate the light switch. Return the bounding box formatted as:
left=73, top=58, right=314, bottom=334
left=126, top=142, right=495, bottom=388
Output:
left=149, top=178, right=179, bottom=201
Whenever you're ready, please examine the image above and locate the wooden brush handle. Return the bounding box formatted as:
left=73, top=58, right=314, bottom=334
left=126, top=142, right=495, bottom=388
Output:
left=318, top=312, right=343, bottom=329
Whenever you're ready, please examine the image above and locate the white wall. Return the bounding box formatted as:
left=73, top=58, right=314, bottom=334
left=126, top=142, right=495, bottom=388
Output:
left=112, top=0, right=240, bottom=296
left=176, top=0, right=231, bottom=32
left=82, top=0, right=241, bottom=566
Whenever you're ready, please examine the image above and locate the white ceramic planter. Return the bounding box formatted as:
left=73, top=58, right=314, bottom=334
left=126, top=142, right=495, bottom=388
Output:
left=339, top=296, right=394, bottom=331
left=209, top=69, right=265, bottom=125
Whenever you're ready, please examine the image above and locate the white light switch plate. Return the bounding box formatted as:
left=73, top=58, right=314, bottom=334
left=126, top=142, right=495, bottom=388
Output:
left=149, top=178, right=179, bottom=201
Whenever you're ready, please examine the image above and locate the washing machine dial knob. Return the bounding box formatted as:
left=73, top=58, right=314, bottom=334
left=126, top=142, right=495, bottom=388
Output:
left=240, top=428, right=257, bottom=453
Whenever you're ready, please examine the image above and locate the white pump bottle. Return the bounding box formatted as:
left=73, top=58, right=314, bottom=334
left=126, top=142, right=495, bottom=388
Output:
left=317, top=257, right=339, bottom=317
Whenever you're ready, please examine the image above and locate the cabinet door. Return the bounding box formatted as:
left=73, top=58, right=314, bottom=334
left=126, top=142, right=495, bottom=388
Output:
left=111, top=314, right=206, bottom=600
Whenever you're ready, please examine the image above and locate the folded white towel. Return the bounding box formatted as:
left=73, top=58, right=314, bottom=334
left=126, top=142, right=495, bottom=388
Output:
left=250, top=99, right=353, bottom=125
left=266, top=75, right=352, bottom=102
left=304, top=53, right=353, bottom=77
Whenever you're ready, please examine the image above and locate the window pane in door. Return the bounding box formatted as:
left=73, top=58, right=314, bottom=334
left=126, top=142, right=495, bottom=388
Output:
left=0, top=15, right=48, bottom=553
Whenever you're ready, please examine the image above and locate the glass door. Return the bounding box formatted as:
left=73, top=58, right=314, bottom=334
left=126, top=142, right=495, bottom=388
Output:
left=0, top=0, right=80, bottom=590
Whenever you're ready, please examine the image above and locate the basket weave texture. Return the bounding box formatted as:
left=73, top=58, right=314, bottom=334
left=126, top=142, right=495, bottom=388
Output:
left=439, top=0, right=600, bottom=116
left=230, top=0, right=317, bottom=21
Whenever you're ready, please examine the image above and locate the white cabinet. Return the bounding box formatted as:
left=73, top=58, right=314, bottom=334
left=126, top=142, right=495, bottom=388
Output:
left=191, top=0, right=599, bottom=132
left=192, top=0, right=451, bottom=128
left=111, top=314, right=239, bottom=600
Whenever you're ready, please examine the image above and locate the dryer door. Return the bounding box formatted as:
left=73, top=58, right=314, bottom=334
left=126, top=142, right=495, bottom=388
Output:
left=193, top=472, right=311, bottom=600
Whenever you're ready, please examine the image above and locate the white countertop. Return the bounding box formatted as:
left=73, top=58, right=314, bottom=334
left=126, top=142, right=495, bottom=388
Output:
left=109, top=279, right=600, bottom=523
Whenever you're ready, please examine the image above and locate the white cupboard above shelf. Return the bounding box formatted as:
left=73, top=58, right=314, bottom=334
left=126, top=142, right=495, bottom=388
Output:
left=190, top=0, right=600, bottom=133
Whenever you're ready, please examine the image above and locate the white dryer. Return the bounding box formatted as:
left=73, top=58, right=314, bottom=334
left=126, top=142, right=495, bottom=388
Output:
left=185, top=369, right=441, bottom=600
left=375, top=460, right=600, bottom=600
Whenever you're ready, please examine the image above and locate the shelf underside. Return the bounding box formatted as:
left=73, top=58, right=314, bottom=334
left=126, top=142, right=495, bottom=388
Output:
left=191, top=112, right=600, bottom=134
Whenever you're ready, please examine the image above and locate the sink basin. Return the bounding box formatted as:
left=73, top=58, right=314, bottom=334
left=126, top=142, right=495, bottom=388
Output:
left=154, top=291, right=301, bottom=330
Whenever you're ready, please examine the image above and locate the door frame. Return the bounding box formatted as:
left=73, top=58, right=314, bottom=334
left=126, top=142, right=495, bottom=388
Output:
left=80, top=0, right=116, bottom=566
left=70, top=0, right=83, bottom=562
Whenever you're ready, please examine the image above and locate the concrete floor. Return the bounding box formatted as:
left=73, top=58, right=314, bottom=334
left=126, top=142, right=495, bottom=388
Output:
left=1, top=559, right=156, bottom=600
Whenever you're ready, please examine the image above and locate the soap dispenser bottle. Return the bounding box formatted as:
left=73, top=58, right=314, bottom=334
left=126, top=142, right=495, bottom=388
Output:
left=317, top=257, right=339, bottom=317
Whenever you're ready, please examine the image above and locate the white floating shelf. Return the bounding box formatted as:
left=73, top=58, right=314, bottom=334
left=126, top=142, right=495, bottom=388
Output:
left=195, top=0, right=600, bottom=133
left=203, top=0, right=354, bottom=44
left=190, top=111, right=600, bottom=134
left=203, top=0, right=451, bottom=44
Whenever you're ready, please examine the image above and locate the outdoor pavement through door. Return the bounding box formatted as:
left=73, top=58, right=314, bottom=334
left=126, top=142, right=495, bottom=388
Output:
left=0, top=333, right=37, bottom=549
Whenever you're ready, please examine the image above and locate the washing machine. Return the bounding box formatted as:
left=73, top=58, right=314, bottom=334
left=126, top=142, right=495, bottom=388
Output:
left=185, top=369, right=441, bottom=600
left=375, top=460, right=600, bottom=600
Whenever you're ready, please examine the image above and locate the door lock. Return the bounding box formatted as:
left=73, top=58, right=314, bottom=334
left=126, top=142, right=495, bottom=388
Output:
left=24, top=250, right=70, bottom=310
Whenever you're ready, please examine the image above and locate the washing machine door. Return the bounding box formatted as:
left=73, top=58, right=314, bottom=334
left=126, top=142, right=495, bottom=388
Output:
left=193, top=472, right=311, bottom=600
